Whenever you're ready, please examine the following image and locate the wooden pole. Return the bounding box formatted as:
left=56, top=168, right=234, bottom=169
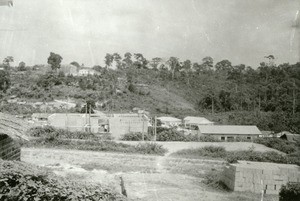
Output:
left=293, top=80, right=296, bottom=115
left=142, top=115, right=145, bottom=141
left=154, top=116, right=157, bottom=141
left=89, top=106, right=91, bottom=132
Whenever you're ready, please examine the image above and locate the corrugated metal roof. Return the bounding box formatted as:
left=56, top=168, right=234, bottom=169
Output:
left=198, top=125, right=261, bottom=135
left=184, top=116, right=214, bottom=125
left=157, top=116, right=181, bottom=122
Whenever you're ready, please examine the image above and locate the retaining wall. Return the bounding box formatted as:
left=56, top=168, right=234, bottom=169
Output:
left=222, top=161, right=300, bottom=194
left=0, top=134, right=21, bottom=160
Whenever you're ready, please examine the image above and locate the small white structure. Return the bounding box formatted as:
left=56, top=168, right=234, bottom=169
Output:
left=78, top=68, right=96, bottom=76
left=157, top=116, right=182, bottom=128
left=59, top=64, right=78, bottom=76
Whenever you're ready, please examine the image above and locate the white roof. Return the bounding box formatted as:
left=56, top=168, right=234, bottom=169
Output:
left=198, top=125, right=261, bottom=135
left=184, top=116, right=213, bottom=124
left=157, top=116, right=181, bottom=122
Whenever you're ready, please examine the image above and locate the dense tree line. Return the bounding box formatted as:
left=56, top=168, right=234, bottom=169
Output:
left=100, top=52, right=300, bottom=114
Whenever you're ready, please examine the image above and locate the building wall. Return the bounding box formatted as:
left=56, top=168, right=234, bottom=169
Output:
left=48, top=114, right=86, bottom=132
left=206, top=134, right=259, bottom=141
left=109, top=116, right=148, bottom=139
left=222, top=162, right=300, bottom=194
left=0, top=134, right=21, bottom=161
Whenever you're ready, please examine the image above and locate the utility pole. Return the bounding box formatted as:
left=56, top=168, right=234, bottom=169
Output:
left=211, top=94, right=214, bottom=114
left=293, top=80, right=296, bottom=115
left=89, top=105, right=91, bottom=132
left=291, top=10, right=300, bottom=115
left=142, top=114, right=145, bottom=141
left=154, top=116, right=157, bottom=141
left=85, top=102, right=88, bottom=132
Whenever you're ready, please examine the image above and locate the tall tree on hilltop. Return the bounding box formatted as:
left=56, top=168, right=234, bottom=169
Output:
left=134, top=53, right=148, bottom=69
left=202, top=56, right=214, bottom=71
left=168, top=57, right=180, bottom=80
left=17, top=61, right=26, bottom=71
left=183, top=60, right=192, bottom=72
left=215, top=59, right=233, bottom=75
left=182, top=59, right=192, bottom=84
left=192, top=62, right=201, bottom=73
left=2, top=56, right=14, bottom=69
left=150, top=57, right=162, bottom=70
left=104, top=53, right=114, bottom=68
left=113, top=53, right=123, bottom=69
left=47, top=52, right=63, bottom=71
left=123, top=52, right=133, bottom=68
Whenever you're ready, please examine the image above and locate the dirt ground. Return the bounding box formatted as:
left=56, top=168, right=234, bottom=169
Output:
left=21, top=147, right=279, bottom=201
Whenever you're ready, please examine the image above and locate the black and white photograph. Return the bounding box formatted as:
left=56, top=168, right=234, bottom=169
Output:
left=0, top=0, right=300, bottom=200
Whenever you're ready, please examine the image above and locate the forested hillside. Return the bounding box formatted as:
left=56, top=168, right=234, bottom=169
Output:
left=0, top=53, right=299, bottom=133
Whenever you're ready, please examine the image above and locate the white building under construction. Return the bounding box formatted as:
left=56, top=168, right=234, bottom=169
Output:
left=47, top=113, right=149, bottom=139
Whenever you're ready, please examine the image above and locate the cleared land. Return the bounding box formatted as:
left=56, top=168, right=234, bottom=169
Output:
left=22, top=147, right=278, bottom=201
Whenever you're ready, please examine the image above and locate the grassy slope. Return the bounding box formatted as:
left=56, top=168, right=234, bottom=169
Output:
left=6, top=69, right=277, bottom=128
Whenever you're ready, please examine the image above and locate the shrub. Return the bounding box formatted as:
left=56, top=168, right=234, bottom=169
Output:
left=173, top=146, right=226, bottom=158
left=27, top=126, right=100, bottom=140
left=225, top=150, right=288, bottom=164
left=0, top=159, right=126, bottom=201
left=254, top=137, right=297, bottom=154
left=134, top=142, right=168, bottom=155
left=25, top=138, right=167, bottom=155
left=156, top=129, right=187, bottom=141
left=173, top=146, right=298, bottom=165
left=198, top=135, right=221, bottom=142
left=279, top=182, right=300, bottom=201
left=148, top=127, right=221, bottom=142
left=287, top=151, right=300, bottom=166
left=120, top=132, right=153, bottom=141
left=202, top=169, right=228, bottom=190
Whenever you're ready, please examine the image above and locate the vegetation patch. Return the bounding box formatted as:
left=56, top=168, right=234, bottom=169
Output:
left=0, top=159, right=126, bottom=201
left=279, top=182, right=300, bottom=201
left=254, top=137, right=298, bottom=154
left=172, top=146, right=227, bottom=159
left=120, top=132, right=152, bottom=141
left=171, top=146, right=299, bottom=165
left=25, top=138, right=167, bottom=156
left=202, top=169, right=229, bottom=190
left=121, top=128, right=220, bottom=142
left=26, top=126, right=109, bottom=140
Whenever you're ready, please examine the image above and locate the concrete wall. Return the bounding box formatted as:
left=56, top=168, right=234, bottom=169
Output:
left=222, top=161, right=300, bottom=194
left=48, top=114, right=87, bottom=132
left=0, top=134, right=21, bottom=160
left=109, top=116, right=148, bottom=139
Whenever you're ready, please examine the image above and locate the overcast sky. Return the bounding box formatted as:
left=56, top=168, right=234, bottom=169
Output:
left=0, top=0, right=299, bottom=67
